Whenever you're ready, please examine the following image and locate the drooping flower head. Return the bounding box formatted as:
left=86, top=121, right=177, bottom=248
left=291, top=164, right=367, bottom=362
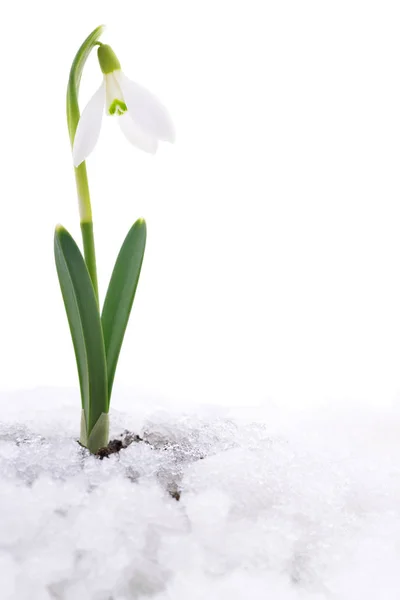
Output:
left=72, top=42, right=175, bottom=167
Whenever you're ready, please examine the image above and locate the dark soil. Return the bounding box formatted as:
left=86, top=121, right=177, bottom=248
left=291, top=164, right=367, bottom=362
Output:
left=95, top=431, right=145, bottom=459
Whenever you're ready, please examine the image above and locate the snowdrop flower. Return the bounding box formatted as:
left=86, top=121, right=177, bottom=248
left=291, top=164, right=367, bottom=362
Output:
left=72, top=44, right=175, bottom=167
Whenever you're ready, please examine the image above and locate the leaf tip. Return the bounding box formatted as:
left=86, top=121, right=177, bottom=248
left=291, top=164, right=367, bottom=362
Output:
left=55, top=224, right=67, bottom=236
left=135, top=218, right=147, bottom=233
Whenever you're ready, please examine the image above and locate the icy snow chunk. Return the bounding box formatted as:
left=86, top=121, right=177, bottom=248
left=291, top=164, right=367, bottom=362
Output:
left=141, top=409, right=240, bottom=455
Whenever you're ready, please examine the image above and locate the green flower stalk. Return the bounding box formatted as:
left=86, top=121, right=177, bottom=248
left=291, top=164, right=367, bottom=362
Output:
left=55, top=26, right=174, bottom=453
left=66, top=25, right=103, bottom=299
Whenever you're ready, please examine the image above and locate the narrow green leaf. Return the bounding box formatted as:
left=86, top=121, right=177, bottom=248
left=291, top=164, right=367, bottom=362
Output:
left=67, top=24, right=105, bottom=145
left=54, top=225, right=108, bottom=439
left=102, top=218, right=147, bottom=399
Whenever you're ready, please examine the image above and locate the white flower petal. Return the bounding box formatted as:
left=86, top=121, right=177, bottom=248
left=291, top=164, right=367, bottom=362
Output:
left=118, top=113, right=158, bottom=154
left=117, top=72, right=175, bottom=143
left=72, top=82, right=105, bottom=167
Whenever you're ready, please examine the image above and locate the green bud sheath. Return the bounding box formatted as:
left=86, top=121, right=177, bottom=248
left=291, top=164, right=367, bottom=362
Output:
left=98, top=44, right=121, bottom=74
left=80, top=410, right=110, bottom=454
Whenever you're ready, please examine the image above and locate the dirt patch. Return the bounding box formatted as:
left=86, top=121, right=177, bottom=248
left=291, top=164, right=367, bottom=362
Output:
left=96, top=431, right=144, bottom=458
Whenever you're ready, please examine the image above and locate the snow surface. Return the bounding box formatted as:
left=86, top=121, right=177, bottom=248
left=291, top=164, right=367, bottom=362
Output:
left=1, top=388, right=400, bottom=599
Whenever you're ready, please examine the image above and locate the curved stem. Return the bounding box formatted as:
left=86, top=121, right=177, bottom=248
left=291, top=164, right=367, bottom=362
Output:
left=67, top=25, right=105, bottom=303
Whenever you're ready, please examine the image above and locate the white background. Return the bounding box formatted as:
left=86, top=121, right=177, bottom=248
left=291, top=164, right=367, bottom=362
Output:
left=1, top=0, right=400, bottom=409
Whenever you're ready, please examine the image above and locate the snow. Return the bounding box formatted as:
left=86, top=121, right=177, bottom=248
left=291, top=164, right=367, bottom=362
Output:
left=0, top=388, right=400, bottom=599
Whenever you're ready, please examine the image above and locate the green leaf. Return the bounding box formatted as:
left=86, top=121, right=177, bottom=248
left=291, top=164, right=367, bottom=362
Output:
left=54, top=225, right=108, bottom=444
left=102, top=218, right=147, bottom=400
left=67, top=24, right=105, bottom=145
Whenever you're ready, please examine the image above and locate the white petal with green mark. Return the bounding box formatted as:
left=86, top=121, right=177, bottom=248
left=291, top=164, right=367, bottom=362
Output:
left=72, top=82, right=105, bottom=167
left=117, top=72, right=175, bottom=142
